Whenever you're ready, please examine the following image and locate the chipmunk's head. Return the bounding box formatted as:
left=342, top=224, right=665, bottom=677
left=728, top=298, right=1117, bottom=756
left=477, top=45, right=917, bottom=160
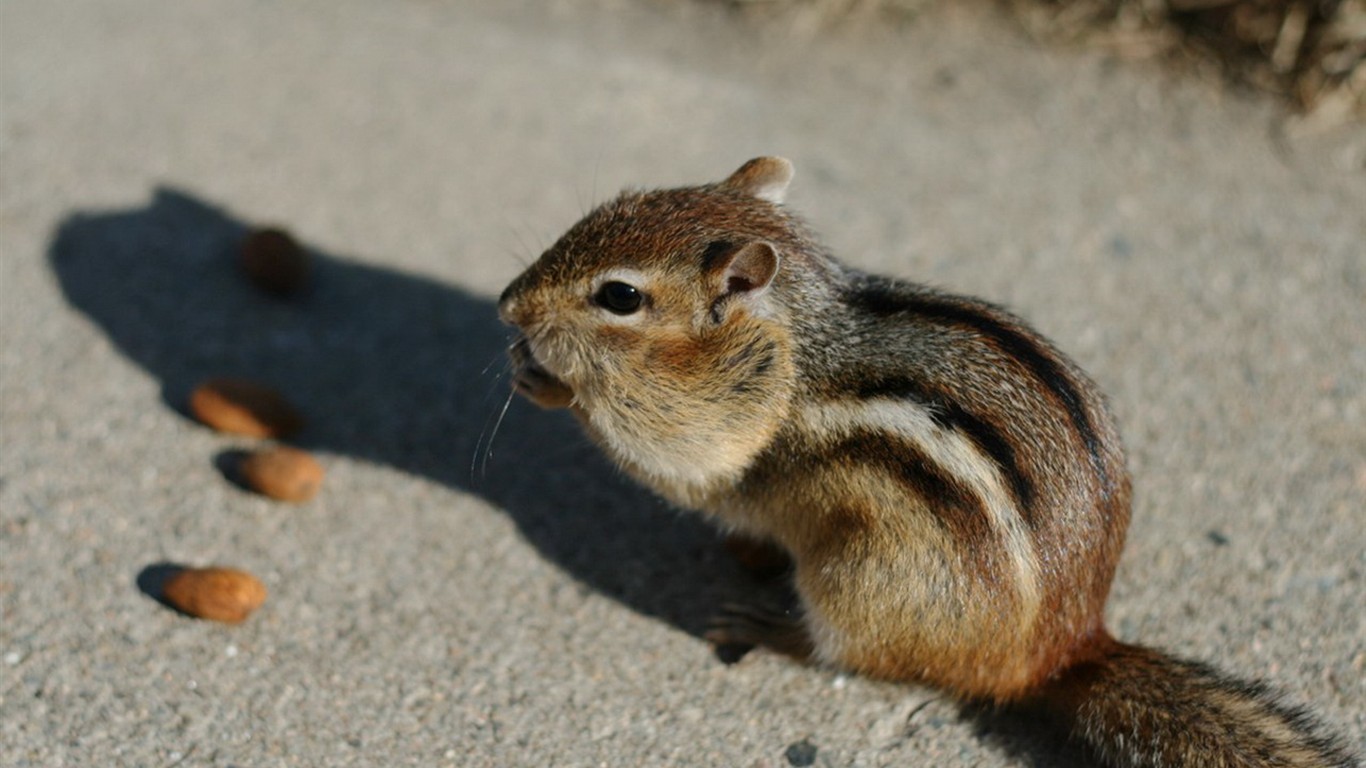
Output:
left=498, top=157, right=803, bottom=494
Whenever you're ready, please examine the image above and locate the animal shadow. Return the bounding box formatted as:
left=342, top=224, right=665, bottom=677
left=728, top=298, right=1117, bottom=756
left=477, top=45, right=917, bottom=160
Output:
left=49, top=187, right=737, bottom=636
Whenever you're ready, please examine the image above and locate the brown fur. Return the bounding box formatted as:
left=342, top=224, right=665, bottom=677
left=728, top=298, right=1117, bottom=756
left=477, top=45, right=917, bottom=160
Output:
left=498, top=158, right=1356, bottom=767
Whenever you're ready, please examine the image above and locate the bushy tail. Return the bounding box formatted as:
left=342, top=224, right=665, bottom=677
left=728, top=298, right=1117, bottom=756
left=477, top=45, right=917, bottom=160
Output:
left=1038, top=640, right=1357, bottom=768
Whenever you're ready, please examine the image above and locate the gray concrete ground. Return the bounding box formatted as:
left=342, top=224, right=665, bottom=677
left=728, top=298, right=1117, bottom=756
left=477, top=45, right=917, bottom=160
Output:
left=2, top=1, right=1363, bottom=765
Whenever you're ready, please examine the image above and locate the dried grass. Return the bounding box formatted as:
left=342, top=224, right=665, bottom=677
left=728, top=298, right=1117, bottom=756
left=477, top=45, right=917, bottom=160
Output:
left=714, top=0, right=1366, bottom=123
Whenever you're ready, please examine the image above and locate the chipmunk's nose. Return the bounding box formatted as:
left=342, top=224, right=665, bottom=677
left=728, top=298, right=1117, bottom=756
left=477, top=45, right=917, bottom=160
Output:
left=497, top=294, right=518, bottom=326
left=497, top=282, right=522, bottom=326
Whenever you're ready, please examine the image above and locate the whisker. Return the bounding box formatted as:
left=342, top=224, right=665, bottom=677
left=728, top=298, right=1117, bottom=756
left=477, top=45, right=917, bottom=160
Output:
left=500, top=215, right=539, bottom=269
left=479, top=385, right=517, bottom=480
left=505, top=244, right=531, bottom=270
left=514, top=220, right=547, bottom=262
left=470, top=363, right=513, bottom=481
left=591, top=148, right=603, bottom=212
left=477, top=345, right=513, bottom=381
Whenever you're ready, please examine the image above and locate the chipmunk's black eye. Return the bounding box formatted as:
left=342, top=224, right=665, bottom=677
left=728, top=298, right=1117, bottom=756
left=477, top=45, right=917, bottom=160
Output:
left=595, top=281, right=644, bottom=315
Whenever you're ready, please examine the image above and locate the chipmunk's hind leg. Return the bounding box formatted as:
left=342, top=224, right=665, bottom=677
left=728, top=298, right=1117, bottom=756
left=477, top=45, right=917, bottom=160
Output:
left=705, top=601, right=816, bottom=662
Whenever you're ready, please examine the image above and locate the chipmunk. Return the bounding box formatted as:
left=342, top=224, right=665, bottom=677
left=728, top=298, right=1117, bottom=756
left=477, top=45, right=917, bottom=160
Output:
left=497, top=157, right=1355, bottom=767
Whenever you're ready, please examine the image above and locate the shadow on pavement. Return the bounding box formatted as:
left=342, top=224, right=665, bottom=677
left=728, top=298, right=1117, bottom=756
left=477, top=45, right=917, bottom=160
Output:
left=49, top=187, right=745, bottom=638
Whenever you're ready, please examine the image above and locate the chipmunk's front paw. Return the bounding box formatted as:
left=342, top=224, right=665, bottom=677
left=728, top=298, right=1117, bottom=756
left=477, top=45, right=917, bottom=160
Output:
left=510, top=337, right=575, bottom=410
left=514, top=363, right=575, bottom=409
left=705, top=602, right=815, bottom=663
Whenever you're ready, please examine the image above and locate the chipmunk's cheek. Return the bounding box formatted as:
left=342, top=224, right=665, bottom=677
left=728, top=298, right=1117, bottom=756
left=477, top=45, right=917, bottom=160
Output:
left=594, top=324, right=641, bottom=353
left=646, top=335, right=703, bottom=374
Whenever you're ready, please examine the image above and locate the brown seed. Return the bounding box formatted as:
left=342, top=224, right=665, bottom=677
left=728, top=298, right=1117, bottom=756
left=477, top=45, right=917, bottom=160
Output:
left=161, top=567, right=267, bottom=624
left=189, top=377, right=304, bottom=438
left=240, top=227, right=310, bottom=296
left=239, top=445, right=324, bottom=503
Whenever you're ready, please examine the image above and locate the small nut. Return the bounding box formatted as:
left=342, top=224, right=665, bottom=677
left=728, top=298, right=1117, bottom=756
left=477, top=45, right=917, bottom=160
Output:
left=240, top=227, right=310, bottom=296
left=161, top=567, right=267, bottom=624
left=189, top=377, right=304, bottom=439
left=238, top=446, right=324, bottom=503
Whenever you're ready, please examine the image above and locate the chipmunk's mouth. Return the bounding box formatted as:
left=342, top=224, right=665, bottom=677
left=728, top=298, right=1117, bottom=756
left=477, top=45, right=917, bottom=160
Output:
left=509, top=333, right=563, bottom=383
left=509, top=334, right=543, bottom=371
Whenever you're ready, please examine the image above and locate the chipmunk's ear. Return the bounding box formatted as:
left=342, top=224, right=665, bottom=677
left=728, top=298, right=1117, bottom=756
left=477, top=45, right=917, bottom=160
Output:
left=720, top=157, right=794, bottom=205
left=718, top=241, right=780, bottom=298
